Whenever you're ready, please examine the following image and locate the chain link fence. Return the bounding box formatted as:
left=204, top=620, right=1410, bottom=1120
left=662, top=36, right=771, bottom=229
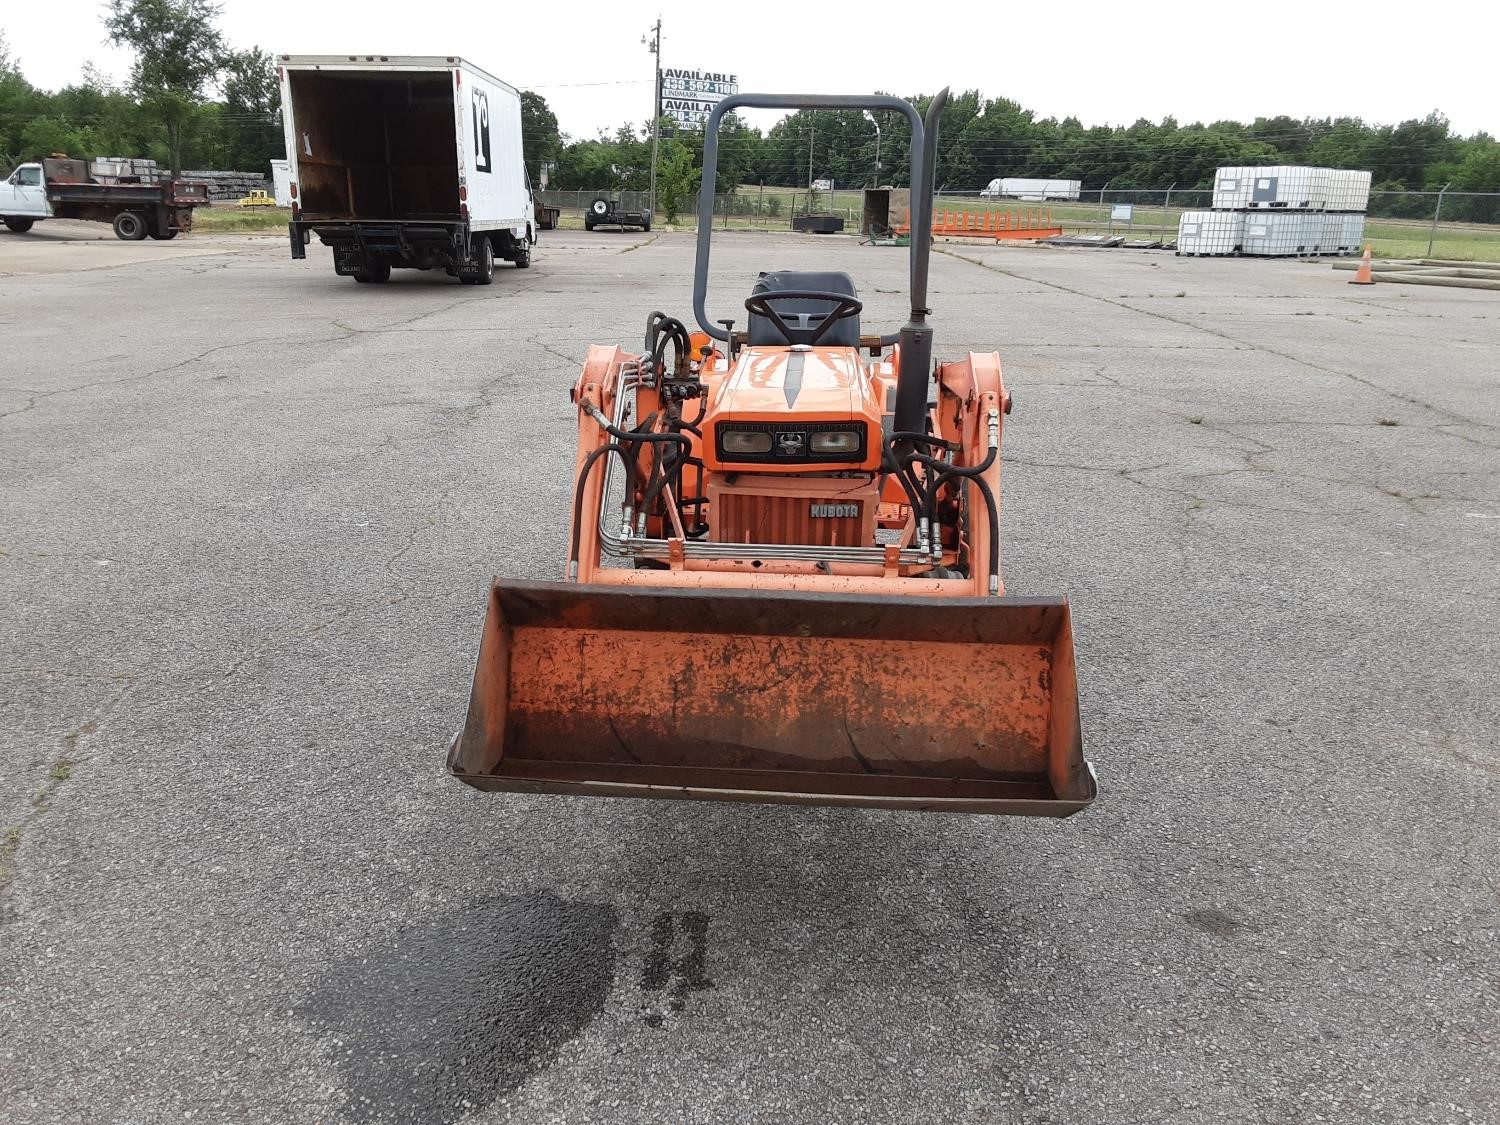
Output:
left=539, top=187, right=1500, bottom=259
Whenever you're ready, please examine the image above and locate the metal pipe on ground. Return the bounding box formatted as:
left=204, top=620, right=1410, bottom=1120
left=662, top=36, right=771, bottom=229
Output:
left=1419, top=259, right=1500, bottom=269
left=1330, top=260, right=1435, bottom=273
left=1368, top=271, right=1500, bottom=291
left=1331, top=260, right=1500, bottom=287
left=1332, top=259, right=1500, bottom=273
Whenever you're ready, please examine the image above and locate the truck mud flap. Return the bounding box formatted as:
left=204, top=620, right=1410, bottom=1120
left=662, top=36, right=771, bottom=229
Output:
left=448, top=580, right=1095, bottom=816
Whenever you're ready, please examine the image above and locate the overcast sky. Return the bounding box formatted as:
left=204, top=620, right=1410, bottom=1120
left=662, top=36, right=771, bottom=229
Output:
left=6, top=0, right=1497, bottom=140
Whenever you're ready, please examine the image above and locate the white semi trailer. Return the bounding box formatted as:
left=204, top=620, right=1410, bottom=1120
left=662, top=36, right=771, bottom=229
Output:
left=278, top=55, right=535, bottom=284
left=979, top=177, right=1082, bottom=202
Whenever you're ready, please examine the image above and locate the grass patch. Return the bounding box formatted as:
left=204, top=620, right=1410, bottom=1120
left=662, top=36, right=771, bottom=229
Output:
left=192, top=205, right=292, bottom=232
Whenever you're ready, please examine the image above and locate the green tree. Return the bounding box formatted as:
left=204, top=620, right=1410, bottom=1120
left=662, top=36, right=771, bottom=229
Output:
left=218, top=46, right=280, bottom=170
left=654, top=138, right=698, bottom=223
left=1452, top=141, right=1500, bottom=221
left=0, top=33, right=44, bottom=170
left=105, top=0, right=227, bottom=176
left=520, top=90, right=562, bottom=185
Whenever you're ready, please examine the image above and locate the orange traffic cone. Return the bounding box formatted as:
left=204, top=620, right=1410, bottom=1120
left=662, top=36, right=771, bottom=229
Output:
left=1349, top=246, right=1375, bottom=285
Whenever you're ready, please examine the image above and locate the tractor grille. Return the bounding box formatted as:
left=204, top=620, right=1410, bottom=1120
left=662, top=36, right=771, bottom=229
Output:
left=711, top=490, right=871, bottom=548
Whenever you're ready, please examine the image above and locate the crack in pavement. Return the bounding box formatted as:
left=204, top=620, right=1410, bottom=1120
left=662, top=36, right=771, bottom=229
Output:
left=329, top=291, right=497, bottom=337
left=0, top=676, right=140, bottom=919
left=937, top=248, right=1498, bottom=434
left=129, top=357, right=522, bottom=703
left=0, top=333, right=353, bottom=422
left=526, top=333, right=584, bottom=371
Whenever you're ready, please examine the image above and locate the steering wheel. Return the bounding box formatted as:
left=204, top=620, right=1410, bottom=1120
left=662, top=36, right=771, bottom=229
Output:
left=744, top=290, right=864, bottom=346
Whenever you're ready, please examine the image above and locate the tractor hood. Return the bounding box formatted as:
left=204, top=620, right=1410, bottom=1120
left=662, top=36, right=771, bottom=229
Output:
left=711, top=346, right=879, bottom=418
left=701, top=346, right=885, bottom=473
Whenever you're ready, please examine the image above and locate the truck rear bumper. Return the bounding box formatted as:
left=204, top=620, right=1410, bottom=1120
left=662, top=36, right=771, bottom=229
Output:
left=288, top=219, right=468, bottom=269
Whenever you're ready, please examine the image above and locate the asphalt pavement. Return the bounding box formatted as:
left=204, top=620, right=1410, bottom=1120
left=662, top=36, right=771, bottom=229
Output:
left=1, top=224, right=1495, bottom=1124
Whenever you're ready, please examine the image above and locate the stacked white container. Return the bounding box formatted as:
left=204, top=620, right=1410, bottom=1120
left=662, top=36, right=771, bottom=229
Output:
left=1211, top=167, right=1258, bottom=210
left=1340, top=212, right=1367, bottom=251
left=1242, top=213, right=1315, bottom=255
left=1184, top=163, right=1371, bottom=257
left=1177, top=211, right=1245, bottom=256
left=1328, top=169, right=1372, bottom=212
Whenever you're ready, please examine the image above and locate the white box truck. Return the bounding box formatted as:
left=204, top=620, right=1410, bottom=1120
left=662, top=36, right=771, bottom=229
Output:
left=278, top=54, right=535, bottom=284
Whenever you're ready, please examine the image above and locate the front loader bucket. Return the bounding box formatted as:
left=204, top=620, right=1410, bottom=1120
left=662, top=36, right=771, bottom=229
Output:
left=449, top=580, right=1095, bottom=816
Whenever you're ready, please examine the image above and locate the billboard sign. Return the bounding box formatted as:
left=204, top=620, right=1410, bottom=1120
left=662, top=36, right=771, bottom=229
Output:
left=661, top=68, right=738, bottom=129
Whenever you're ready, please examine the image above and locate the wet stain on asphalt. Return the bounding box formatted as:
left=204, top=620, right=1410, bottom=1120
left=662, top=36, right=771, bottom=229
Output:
left=1184, top=907, right=1246, bottom=938
left=302, top=891, right=617, bottom=1122
left=640, top=911, right=712, bottom=1027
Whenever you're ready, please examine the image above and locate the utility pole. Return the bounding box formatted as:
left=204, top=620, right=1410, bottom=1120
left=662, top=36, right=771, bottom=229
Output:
left=1427, top=182, right=1452, bottom=258
left=644, top=17, right=662, bottom=216
left=807, top=121, right=815, bottom=215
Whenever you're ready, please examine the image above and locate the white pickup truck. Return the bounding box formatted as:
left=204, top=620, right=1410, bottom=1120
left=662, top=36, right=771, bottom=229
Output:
left=279, top=54, right=536, bottom=284
left=1, top=158, right=209, bottom=239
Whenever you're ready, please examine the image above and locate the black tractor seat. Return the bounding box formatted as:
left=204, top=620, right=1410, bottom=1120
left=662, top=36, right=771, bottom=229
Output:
left=747, top=270, right=861, bottom=347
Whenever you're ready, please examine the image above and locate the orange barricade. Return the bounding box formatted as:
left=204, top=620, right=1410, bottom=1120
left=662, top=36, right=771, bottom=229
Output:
left=893, top=207, right=1063, bottom=241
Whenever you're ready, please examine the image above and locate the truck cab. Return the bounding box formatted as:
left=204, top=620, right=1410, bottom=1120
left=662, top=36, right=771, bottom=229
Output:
left=2, top=164, right=50, bottom=230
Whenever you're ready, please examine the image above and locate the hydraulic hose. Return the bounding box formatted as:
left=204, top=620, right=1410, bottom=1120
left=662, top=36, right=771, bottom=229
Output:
left=578, top=396, right=692, bottom=545
left=897, top=428, right=1001, bottom=594
left=568, top=442, right=632, bottom=577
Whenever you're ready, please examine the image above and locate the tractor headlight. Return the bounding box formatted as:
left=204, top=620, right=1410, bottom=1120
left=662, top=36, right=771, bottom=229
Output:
left=721, top=430, right=774, bottom=455
left=809, top=430, right=862, bottom=455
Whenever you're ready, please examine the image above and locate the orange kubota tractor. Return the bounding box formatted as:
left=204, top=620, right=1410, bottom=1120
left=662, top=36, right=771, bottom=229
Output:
left=449, top=91, right=1096, bottom=815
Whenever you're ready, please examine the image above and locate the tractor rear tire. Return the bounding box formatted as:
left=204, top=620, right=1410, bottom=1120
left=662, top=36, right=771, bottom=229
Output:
left=4, top=217, right=34, bottom=233
left=113, top=211, right=148, bottom=241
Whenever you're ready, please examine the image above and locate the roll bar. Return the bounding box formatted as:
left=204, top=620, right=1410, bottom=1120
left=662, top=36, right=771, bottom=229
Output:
left=692, top=90, right=950, bottom=356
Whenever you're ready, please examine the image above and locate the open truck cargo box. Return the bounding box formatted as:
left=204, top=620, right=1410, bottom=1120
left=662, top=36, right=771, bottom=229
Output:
left=284, top=69, right=461, bottom=221
left=449, top=581, right=1094, bottom=816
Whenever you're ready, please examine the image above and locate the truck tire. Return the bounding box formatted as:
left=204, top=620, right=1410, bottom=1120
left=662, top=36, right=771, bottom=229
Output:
left=150, top=229, right=179, bottom=240
left=642, top=216, right=652, bottom=232
left=513, top=231, right=532, bottom=269
left=590, top=198, right=610, bottom=218
left=353, top=260, right=391, bottom=284
left=584, top=218, right=595, bottom=231
left=3, top=218, right=34, bottom=233
left=113, top=211, right=148, bottom=241
left=471, top=236, right=494, bottom=285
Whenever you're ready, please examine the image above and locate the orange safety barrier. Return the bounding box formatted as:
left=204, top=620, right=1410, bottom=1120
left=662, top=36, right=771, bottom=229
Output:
left=892, top=206, right=1063, bottom=241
